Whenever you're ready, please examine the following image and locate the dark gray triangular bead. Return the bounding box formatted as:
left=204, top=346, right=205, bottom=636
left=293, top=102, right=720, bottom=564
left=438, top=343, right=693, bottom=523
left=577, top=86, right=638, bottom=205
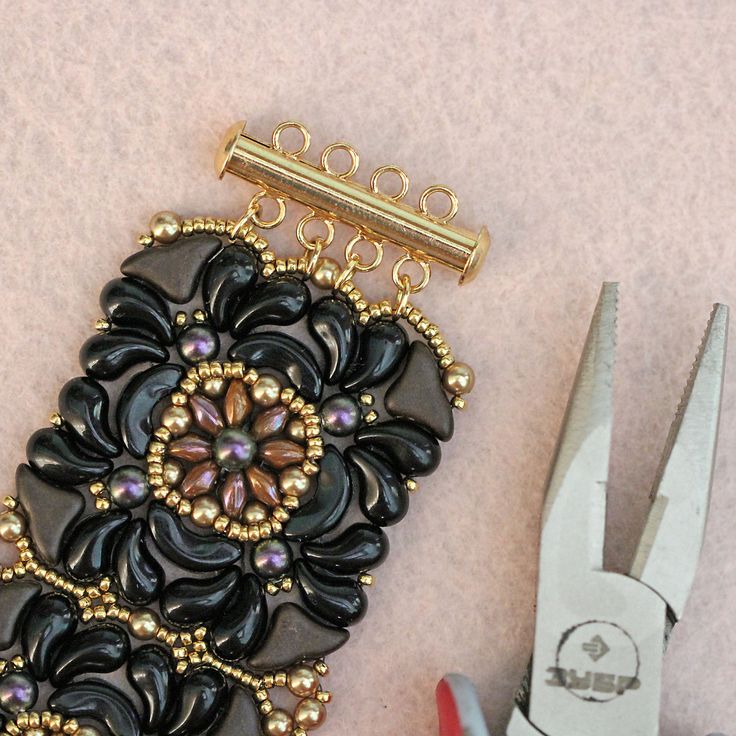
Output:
left=247, top=603, right=348, bottom=670
left=384, top=341, right=454, bottom=441
left=216, top=686, right=261, bottom=736
left=121, top=235, right=222, bottom=304
left=15, top=464, right=85, bottom=565
left=0, top=581, right=41, bottom=649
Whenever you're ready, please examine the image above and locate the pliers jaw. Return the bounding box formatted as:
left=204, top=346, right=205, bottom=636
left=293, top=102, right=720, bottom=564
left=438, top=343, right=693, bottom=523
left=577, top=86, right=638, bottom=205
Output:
left=438, top=284, right=729, bottom=736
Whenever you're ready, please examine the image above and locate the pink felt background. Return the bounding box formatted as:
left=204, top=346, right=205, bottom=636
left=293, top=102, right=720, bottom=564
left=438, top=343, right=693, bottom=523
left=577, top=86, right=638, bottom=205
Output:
left=2, top=1, right=736, bottom=734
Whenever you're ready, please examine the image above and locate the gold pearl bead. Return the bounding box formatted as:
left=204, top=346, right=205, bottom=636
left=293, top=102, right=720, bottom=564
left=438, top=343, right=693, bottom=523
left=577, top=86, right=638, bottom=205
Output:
left=191, top=496, right=221, bottom=527
left=311, top=257, right=341, bottom=290
left=280, top=467, right=311, bottom=498
left=294, top=697, right=327, bottom=729
left=76, top=727, right=103, bottom=736
left=128, top=609, right=160, bottom=640
left=287, top=664, right=318, bottom=697
left=161, top=405, right=193, bottom=437
left=201, top=377, right=227, bottom=398
left=251, top=375, right=282, bottom=407
left=163, top=459, right=185, bottom=488
left=149, top=211, right=182, bottom=244
left=262, top=709, right=294, bottom=736
left=0, top=510, right=26, bottom=542
left=286, top=419, right=306, bottom=442
left=442, top=362, right=475, bottom=395
left=243, top=500, right=269, bottom=524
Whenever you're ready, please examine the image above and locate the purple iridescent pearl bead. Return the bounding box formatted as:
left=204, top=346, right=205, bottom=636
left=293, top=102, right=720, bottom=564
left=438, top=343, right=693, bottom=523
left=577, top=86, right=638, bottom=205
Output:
left=107, top=465, right=150, bottom=508
left=320, top=393, right=362, bottom=437
left=177, top=325, right=220, bottom=365
left=0, top=671, right=38, bottom=714
left=214, top=428, right=257, bottom=471
left=251, top=538, right=292, bottom=579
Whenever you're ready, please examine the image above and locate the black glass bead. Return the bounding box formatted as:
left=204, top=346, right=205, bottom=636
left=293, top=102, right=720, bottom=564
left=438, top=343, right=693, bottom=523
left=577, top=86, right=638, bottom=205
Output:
left=160, top=567, right=240, bottom=627
left=148, top=505, right=242, bottom=572
left=50, top=624, right=130, bottom=687
left=114, top=519, right=164, bottom=606
left=229, top=331, right=323, bottom=402
left=346, top=446, right=409, bottom=526
left=48, top=679, right=141, bottom=736
left=101, top=276, right=174, bottom=344
left=308, top=297, right=358, bottom=385
left=355, top=419, right=441, bottom=476
left=21, top=593, right=78, bottom=680
left=203, top=246, right=259, bottom=331
left=117, top=363, right=184, bottom=458
left=294, top=560, right=367, bottom=627
left=340, top=320, right=408, bottom=392
left=216, top=685, right=261, bottom=736
left=210, top=573, right=267, bottom=661
left=162, top=667, right=228, bottom=736
left=231, top=276, right=311, bottom=337
left=64, top=511, right=131, bottom=581
left=26, top=428, right=112, bottom=486
left=58, top=376, right=121, bottom=457
left=284, top=445, right=352, bottom=541
left=302, top=523, right=389, bottom=574
left=80, top=329, right=169, bottom=380
left=127, top=645, right=178, bottom=732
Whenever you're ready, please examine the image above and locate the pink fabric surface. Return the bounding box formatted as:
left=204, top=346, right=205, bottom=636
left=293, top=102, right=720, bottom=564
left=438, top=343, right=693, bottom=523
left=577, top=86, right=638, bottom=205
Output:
left=2, top=1, right=736, bottom=734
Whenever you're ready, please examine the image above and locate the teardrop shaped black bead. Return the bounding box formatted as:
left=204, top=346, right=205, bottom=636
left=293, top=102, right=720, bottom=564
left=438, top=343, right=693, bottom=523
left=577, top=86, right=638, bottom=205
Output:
left=229, top=331, right=323, bottom=402
left=148, top=505, right=242, bottom=572
left=340, top=320, right=408, bottom=392
left=302, top=523, right=389, bottom=574
left=27, top=428, right=113, bottom=486
left=294, top=560, right=367, bottom=627
left=101, top=277, right=174, bottom=344
left=21, top=592, right=78, bottom=680
left=114, top=519, right=164, bottom=606
left=284, top=445, right=352, bottom=541
left=160, top=567, right=241, bottom=627
left=203, top=247, right=259, bottom=331
left=346, top=446, right=409, bottom=526
left=48, top=679, right=141, bottom=736
left=355, top=420, right=441, bottom=476
left=50, top=623, right=130, bottom=687
left=308, top=297, right=358, bottom=384
left=117, top=364, right=184, bottom=459
left=127, top=645, right=177, bottom=732
left=162, top=667, right=228, bottom=736
left=64, top=511, right=131, bottom=581
left=210, top=573, right=267, bottom=661
left=230, top=276, right=311, bottom=337
left=58, top=377, right=121, bottom=457
left=80, top=329, right=169, bottom=380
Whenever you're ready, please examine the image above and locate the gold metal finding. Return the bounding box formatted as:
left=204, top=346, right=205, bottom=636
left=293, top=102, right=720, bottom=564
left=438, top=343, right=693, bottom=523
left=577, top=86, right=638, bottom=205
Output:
left=216, top=120, right=490, bottom=283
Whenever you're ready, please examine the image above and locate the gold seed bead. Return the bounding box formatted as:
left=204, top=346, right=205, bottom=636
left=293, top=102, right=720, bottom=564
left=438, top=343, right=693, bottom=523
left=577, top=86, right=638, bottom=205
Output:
left=150, top=211, right=182, bottom=244
left=314, top=660, right=329, bottom=676
left=359, top=573, right=374, bottom=586
left=405, top=478, right=418, bottom=492
left=3, top=495, right=17, bottom=509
